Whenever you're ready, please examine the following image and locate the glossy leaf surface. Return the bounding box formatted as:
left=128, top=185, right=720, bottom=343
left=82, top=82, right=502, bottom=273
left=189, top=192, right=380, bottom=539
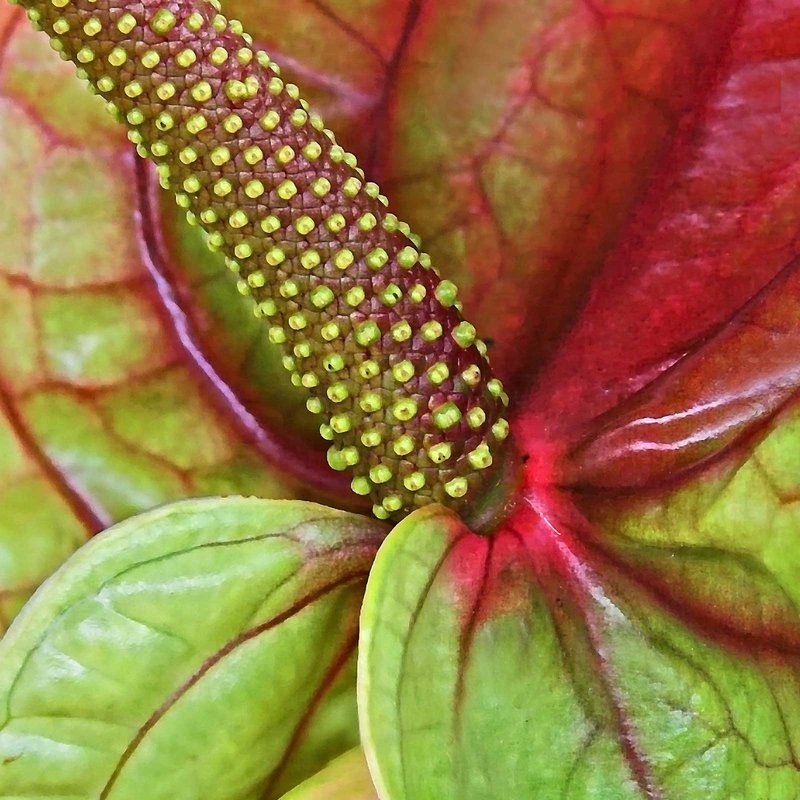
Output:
left=0, top=497, right=384, bottom=798
left=361, top=503, right=800, bottom=799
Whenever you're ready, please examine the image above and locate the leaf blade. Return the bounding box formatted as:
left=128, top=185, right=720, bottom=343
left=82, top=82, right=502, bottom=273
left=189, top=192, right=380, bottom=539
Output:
left=522, top=0, right=800, bottom=448
left=360, top=501, right=800, bottom=799
left=0, top=497, right=384, bottom=799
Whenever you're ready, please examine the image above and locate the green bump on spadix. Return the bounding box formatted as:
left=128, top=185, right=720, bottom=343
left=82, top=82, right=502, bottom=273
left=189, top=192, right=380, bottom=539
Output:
left=468, top=443, right=493, bottom=470
left=140, top=50, right=160, bottom=69
left=403, top=471, right=425, bottom=491
left=356, top=321, right=381, bottom=347
left=381, top=283, right=402, bottom=306
left=392, top=398, right=418, bottom=422
left=359, top=360, right=380, bottom=380
left=327, top=382, right=349, bottom=403
left=346, top=287, right=365, bottom=307
left=492, top=419, right=510, bottom=441
left=462, top=365, right=481, bottom=386
left=83, top=17, right=102, bottom=36
left=359, top=392, right=382, bottom=414
left=467, top=407, right=487, bottom=429
left=366, top=248, right=388, bottom=270
left=487, top=378, right=505, bottom=397
left=150, top=7, right=176, bottom=34
left=108, top=46, right=127, bottom=66
left=396, top=246, right=418, bottom=269
left=334, top=249, right=354, bottom=270
left=370, top=465, right=392, bottom=485
left=428, top=442, right=452, bottom=464
left=445, top=476, right=469, bottom=498
left=392, top=360, right=414, bottom=383
left=331, top=413, right=352, bottom=433
left=296, top=215, right=316, bottom=236
left=351, top=477, right=371, bottom=495
left=390, top=321, right=411, bottom=342
left=298, top=249, right=319, bottom=269
left=327, top=447, right=348, bottom=472
left=361, top=430, right=382, bottom=448
left=311, top=286, right=335, bottom=308
left=435, top=280, right=458, bottom=307
left=320, top=321, right=340, bottom=341
left=382, top=494, right=403, bottom=513
left=117, top=12, right=136, bottom=33
left=427, top=363, right=449, bottom=385
left=393, top=435, right=414, bottom=457
left=452, top=321, right=476, bottom=348
left=323, top=353, right=344, bottom=372
left=176, top=48, right=197, bottom=68
left=433, top=402, right=462, bottom=431
left=421, top=321, right=443, bottom=341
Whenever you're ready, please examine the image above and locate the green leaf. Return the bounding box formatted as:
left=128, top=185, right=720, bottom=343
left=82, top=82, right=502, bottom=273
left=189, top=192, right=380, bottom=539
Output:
left=0, top=411, right=87, bottom=625
left=0, top=497, right=384, bottom=799
left=279, top=749, right=378, bottom=800
left=360, top=504, right=800, bottom=799
left=158, top=201, right=317, bottom=445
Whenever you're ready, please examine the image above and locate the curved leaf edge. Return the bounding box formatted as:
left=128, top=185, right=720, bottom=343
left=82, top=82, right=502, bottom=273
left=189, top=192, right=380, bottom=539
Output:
left=0, top=495, right=376, bottom=687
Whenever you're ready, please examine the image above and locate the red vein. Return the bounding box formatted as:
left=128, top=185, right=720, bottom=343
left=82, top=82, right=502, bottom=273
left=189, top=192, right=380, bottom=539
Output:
left=577, top=529, right=800, bottom=657
left=278, top=50, right=374, bottom=108
left=453, top=535, right=492, bottom=739
left=0, top=12, right=109, bottom=536
left=260, top=629, right=360, bottom=798
left=303, top=0, right=385, bottom=63
left=364, top=0, right=424, bottom=176
left=0, top=8, right=22, bottom=73
left=553, top=546, right=661, bottom=799
left=520, top=497, right=663, bottom=800
left=0, top=378, right=108, bottom=534
left=131, top=154, right=358, bottom=504
left=99, top=571, right=368, bottom=797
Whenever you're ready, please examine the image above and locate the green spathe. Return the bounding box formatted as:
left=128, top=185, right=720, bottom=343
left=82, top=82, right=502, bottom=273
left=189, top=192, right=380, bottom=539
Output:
left=0, top=497, right=384, bottom=799
left=359, top=505, right=800, bottom=799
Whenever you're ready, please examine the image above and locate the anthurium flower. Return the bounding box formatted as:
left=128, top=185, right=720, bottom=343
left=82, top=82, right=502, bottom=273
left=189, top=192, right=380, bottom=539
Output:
left=0, top=1, right=798, bottom=798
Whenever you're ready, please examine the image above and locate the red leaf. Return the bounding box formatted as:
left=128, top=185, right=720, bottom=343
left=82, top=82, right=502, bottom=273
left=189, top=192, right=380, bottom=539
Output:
left=232, top=0, right=750, bottom=383
left=520, top=0, right=800, bottom=452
